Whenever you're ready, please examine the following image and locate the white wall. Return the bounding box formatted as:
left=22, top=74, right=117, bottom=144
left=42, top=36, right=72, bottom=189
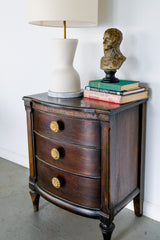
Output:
left=0, top=0, right=160, bottom=222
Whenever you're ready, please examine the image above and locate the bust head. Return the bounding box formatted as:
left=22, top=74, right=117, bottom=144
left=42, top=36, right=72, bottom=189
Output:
left=100, top=28, right=126, bottom=71
left=103, top=28, right=123, bottom=51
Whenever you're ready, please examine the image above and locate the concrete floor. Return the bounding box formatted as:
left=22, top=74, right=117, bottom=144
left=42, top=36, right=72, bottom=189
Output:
left=0, top=157, right=160, bottom=240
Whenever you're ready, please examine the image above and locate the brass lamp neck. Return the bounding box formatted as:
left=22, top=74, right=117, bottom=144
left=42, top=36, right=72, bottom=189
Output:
left=63, top=21, right=66, bottom=39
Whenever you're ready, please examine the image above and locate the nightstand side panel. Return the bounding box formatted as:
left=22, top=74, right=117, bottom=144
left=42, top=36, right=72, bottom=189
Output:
left=109, top=106, right=140, bottom=211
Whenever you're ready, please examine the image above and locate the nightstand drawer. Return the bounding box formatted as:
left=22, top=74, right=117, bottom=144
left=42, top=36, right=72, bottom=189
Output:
left=37, top=159, right=101, bottom=209
left=33, top=110, right=100, bottom=148
left=35, top=133, right=101, bottom=177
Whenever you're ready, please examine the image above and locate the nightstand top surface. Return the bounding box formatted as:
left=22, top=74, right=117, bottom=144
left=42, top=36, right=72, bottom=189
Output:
left=23, top=92, right=147, bottom=114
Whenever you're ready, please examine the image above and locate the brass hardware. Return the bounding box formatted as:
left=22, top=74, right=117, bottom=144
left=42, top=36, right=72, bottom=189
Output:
left=63, top=20, right=66, bottom=39
left=52, top=177, right=61, bottom=189
left=51, top=148, right=60, bottom=160
left=50, top=121, right=59, bottom=133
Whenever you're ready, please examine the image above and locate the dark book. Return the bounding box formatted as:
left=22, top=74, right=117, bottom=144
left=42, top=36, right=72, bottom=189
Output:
left=85, top=86, right=145, bottom=96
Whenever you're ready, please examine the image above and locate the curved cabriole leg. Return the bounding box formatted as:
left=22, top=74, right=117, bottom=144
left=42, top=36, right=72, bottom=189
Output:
left=29, top=191, right=40, bottom=212
left=100, top=222, right=115, bottom=240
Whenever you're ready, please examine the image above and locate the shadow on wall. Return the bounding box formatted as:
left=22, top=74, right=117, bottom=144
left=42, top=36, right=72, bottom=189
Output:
left=98, top=0, right=114, bottom=25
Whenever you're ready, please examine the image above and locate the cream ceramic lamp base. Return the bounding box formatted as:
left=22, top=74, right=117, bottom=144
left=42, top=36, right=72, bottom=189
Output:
left=48, top=39, right=83, bottom=98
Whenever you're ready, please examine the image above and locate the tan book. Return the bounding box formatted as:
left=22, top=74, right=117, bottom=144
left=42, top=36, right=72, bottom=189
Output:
left=84, top=89, right=148, bottom=104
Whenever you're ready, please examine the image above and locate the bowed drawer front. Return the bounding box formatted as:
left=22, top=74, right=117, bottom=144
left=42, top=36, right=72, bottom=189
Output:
left=37, top=159, right=101, bottom=209
left=33, top=109, right=100, bottom=148
left=35, top=133, right=101, bottom=177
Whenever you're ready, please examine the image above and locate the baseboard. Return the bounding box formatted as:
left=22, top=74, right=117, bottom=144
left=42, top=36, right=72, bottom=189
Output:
left=0, top=146, right=159, bottom=222
left=126, top=201, right=160, bottom=222
left=0, top=146, right=29, bottom=168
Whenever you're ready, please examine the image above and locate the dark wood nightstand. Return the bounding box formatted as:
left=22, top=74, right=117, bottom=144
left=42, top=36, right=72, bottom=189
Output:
left=23, top=93, right=147, bottom=240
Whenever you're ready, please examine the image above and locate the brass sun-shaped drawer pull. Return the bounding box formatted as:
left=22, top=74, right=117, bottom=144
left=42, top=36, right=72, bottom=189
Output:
left=50, top=121, right=59, bottom=133
left=52, top=177, right=61, bottom=189
left=51, top=148, right=60, bottom=160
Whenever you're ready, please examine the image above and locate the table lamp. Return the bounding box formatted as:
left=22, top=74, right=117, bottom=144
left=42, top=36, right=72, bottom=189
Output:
left=29, top=0, right=98, bottom=98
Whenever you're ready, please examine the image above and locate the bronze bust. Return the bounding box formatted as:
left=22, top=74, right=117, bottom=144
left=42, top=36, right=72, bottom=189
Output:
left=100, top=28, right=126, bottom=82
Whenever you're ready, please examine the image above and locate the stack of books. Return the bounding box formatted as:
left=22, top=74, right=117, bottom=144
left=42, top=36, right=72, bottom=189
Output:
left=84, top=80, right=148, bottom=104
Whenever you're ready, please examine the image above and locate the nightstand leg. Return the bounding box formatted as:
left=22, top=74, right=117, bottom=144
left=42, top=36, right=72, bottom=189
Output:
left=133, top=194, right=143, bottom=217
left=99, top=222, right=115, bottom=240
left=29, top=191, right=40, bottom=212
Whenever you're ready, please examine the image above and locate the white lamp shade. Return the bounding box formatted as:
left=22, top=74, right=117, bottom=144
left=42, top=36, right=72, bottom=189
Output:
left=29, top=0, right=98, bottom=27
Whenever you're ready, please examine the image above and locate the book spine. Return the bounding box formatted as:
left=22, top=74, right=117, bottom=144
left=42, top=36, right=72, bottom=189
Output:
left=85, top=86, right=122, bottom=95
left=84, top=90, right=121, bottom=104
